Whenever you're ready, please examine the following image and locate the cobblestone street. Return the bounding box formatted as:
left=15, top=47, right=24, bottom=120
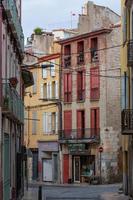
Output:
left=23, top=183, right=129, bottom=200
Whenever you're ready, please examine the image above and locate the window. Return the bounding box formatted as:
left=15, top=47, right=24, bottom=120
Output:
left=42, top=64, right=47, bottom=79
left=33, top=72, right=37, bottom=94
left=24, top=110, right=28, bottom=135
left=64, top=73, right=72, bottom=102
left=77, top=110, right=85, bottom=139
left=77, top=71, right=85, bottom=101
left=32, top=111, right=37, bottom=134
left=52, top=81, right=58, bottom=99
left=91, top=37, right=98, bottom=62
left=90, top=67, right=100, bottom=100
left=47, top=82, right=52, bottom=99
left=64, top=44, right=71, bottom=68
left=64, top=111, right=72, bottom=137
left=90, top=108, right=100, bottom=137
left=50, top=60, right=55, bottom=77
left=43, top=112, right=58, bottom=134
left=77, top=41, right=84, bottom=64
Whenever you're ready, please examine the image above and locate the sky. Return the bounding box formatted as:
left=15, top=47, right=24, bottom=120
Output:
left=22, top=0, right=120, bottom=39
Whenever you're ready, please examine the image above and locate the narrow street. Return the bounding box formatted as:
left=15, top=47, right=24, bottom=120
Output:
left=23, top=184, right=128, bottom=200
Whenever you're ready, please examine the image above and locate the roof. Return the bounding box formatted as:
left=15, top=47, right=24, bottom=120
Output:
left=57, top=28, right=112, bottom=44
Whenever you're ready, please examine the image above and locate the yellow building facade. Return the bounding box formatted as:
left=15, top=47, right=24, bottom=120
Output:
left=24, top=33, right=60, bottom=182
left=121, top=0, right=133, bottom=197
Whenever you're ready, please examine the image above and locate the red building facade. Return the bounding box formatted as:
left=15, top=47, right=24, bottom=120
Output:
left=59, top=26, right=121, bottom=184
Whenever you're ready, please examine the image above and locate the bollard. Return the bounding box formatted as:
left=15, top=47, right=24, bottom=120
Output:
left=38, top=185, right=42, bottom=200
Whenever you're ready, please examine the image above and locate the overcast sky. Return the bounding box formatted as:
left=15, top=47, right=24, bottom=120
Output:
left=22, top=0, right=120, bottom=39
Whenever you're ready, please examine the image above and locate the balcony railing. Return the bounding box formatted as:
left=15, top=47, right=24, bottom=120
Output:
left=122, top=109, right=133, bottom=134
left=59, top=128, right=100, bottom=142
left=2, top=83, right=24, bottom=123
left=64, top=55, right=71, bottom=68
left=2, top=0, right=24, bottom=52
left=127, top=40, right=133, bottom=66
left=77, top=53, right=84, bottom=64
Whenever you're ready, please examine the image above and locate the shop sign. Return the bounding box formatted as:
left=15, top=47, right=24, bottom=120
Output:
left=68, top=144, right=85, bottom=152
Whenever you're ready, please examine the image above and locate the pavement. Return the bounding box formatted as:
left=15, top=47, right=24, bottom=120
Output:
left=22, top=183, right=130, bottom=200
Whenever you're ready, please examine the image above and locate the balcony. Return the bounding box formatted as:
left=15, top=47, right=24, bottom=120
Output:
left=122, top=109, right=133, bottom=135
left=2, top=0, right=24, bottom=52
left=59, top=128, right=100, bottom=144
left=127, top=40, right=133, bottom=66
left=2, top=83, right=24, bottom=123
left=64, top=55, right=71, bottom=68
left=77, top=52, right=84, bottom=65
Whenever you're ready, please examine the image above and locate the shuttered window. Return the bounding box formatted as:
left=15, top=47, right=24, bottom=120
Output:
left=64, top=73, right=72, bottom=102
left=64, top=111, right=72, bottom=137
left=42, top=64, right=47, bottom=79
left=90, top=67, right=100, bottom=100
left=77, top=110, right=85, bottom=138
left=32, top=111, right=37, bottom=135
left=50, top=60, right=55, bottom=77
left=90, top=108, right=100, bottom=136
left=77, top=71, right=85, bottom=101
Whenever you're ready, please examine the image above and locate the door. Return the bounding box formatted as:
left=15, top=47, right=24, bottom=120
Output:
left=53, top=154, right=58, bottom=182
left=32, top=151, right=38, bottom=180
left=63, top=154, right=69, bottom=183
left=74, top=156, right=80, bottom=183
left=43, top=159, right=52, bottom=182
left=3, top=133, right=10, bottom=200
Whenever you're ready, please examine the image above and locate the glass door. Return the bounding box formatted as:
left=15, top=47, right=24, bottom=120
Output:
left=74, top=156, right=80, bottom=183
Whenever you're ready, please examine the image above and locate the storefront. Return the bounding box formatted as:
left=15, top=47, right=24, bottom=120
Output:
left=62, top=143, right=97, bottom=183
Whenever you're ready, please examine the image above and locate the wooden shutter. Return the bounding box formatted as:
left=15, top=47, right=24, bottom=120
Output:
left=90, top=108, right=100, bottom=136
left=64, top=74, right=68, bottom=102
left=77, top=111, right=82, bottom=138
left=48, top=112, right=52, bottom=133
left=43, top=112, right=48, bottom=134
left=55, top=81, right=58, bottom=99
left=32, top=111, right=37, bottom=134
left=123, top=8, right=127, bottom=43
left=55, top=112, right=58, bottom=133
left=51, top=60, right=55, bottom=77
left=42, top=65, right=47, bottom=78
left=40, top=84, right=44, bottom=99
left=49, top=82, right=52, bottom=99
left=90, top=67, right=100, bottom=99
left=64, top=111, right=72, bottom=137
left=47, top=83, right=49, bottom=99
left=68, top=73, right=72, bottom=102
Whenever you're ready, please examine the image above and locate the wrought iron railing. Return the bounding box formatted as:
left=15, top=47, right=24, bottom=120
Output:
left=127, top=40, right=133, bottom=66
left=77, top=53, right=84, bottom=64
left=2, top=83, right=24, bottom=123
left=2, top=0, right=24, bottom=52
left=64, top=55, right=71, bottom=68
left=59, top=128, right=100, bottom=140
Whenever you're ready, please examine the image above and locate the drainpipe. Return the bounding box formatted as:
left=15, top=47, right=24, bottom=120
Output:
left=0, top=5, right=3, bottom=200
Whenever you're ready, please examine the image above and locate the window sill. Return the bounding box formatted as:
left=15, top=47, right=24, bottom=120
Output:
left=77, top=100, right=85, bottom=103
left=90, top=98, right=100, bottom=102
left=64, top=101, right=72, bottom=104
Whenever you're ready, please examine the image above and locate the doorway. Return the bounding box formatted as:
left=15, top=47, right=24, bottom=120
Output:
left=74, top=156, right=80, bottom=183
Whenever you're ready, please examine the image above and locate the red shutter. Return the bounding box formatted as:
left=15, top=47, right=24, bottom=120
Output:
left=63, top=154, right=69, bottom=183
left=64, top=74, right=68, bottom=102
left=64, top=111, right=72, bottom=137
left=77, top=111, right=84, bottom=138
left=68, top=73, right=72, bottom=102
left=90, top=67, right=100, bottom=99
left=91, top=108, right=100, bottom=136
